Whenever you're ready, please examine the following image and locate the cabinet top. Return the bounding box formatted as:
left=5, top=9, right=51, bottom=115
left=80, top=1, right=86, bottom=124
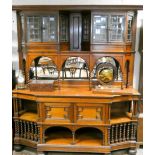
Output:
left=12, top=87, right=140, bottom=99
left=12, top=5, right=143, bottom=11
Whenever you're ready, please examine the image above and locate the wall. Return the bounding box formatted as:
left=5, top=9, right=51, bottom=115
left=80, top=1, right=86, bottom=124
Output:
left=12, top=0, right=143, bottom=6
left=12, top=11, right=19, bottom=71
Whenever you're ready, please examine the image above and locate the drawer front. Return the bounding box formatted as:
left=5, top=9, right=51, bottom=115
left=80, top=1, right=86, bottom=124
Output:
left=44, top=103, right=73, bottom=123
left=76, top=103, right=105, bottom=123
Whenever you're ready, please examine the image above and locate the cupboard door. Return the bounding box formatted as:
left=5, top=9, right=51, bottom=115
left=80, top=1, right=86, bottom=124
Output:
left=27, top=16, right=41, bottom=42
left=60, top=14, right=69, bottom=42
left=92, top=15, right=108, bottom=43
left=70, top=13, right=82, bottom=51
left=42, top=16, right=58, bottom=42
left=109, top=15, right=125, bottom=42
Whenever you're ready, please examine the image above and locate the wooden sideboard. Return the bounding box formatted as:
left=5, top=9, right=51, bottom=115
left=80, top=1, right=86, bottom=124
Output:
left=13, top=88, right=140, bottom=154
left=12, top=4, right=142, bottom=155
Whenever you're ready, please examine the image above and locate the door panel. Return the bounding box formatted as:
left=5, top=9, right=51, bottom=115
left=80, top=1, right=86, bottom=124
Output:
left=70, top=13, right=82, bottom=51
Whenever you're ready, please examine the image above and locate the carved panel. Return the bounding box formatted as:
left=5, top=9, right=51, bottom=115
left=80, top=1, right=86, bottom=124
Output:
left=45, top=106, right=69, bottom=120
left=77, top=107, right=102, bottom=121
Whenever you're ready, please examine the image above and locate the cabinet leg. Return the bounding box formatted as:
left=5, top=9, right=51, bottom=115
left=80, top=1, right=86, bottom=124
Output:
left=13, top=144, right=24, bottom=152
left=129, top=148, right=137, bottom=155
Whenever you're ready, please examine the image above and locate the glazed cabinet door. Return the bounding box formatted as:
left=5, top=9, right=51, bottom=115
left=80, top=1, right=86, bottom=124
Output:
left=26, top=13, right=58, bottom=43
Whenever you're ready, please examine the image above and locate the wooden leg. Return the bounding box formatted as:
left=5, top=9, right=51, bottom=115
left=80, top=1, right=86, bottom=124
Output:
left=13, top=144, right=24, bottom=152
left=129, top=148, right=137, bottom=155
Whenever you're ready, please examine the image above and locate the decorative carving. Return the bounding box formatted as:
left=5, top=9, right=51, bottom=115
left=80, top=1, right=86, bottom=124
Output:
left=77, top=107, right=102, bottom=121
left=45, top=106, right=69, bottom=120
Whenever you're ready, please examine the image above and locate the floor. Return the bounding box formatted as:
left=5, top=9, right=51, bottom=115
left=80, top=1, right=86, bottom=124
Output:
left=13, top=148, right=143, bottom=155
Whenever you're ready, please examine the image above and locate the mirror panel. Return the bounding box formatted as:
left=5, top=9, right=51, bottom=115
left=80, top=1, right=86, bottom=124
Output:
left=61, top=57, right=89, bottom=79
left=29, top=56, right=58, bottom=80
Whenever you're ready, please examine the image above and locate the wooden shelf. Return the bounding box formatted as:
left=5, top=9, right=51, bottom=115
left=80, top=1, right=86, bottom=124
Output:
left=45, top=128, right=102, bottom=146
left=110, top=112, right=132, bottom=124
left=46, top=130, right=72, bottom=145
left=19, top=112, right=37, bottom=122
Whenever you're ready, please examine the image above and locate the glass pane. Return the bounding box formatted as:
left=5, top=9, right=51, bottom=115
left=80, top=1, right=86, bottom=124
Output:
left=92, top=15, right=108, bottom=43
left=82, top=15, right=90, bottom=42
left=27, top=16, right=41, bottom=42
left=60, top=15, right=69, bottom=42
left=42, top=16, right=57, bottom=42
left=109, top=15, right=125, bottom=42
left=29, top=56, right=58, bottom=80
left=127, top=15, right=133, bottom=41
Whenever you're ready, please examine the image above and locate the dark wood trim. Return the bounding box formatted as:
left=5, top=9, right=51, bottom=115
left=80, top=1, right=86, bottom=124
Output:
left=12, top=5, right=143, bottom=11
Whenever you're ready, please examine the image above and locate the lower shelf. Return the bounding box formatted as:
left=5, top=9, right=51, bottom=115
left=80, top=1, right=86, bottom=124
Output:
left=37, top=141, right=137, bottom=153
left=45, top=127, right=103, bottom=146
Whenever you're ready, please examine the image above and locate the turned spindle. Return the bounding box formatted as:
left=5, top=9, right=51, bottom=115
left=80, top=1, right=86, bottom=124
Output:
left=115, top=125, right=118, bottom=143
left=34, top=123, right=38, bottom=142
left=31, top=122, right=34, bottom=141
left=133, top=124, right=137, bottom=140
left=27, top=121, right=31, bottom=139
left=127, top=123, right=130, bottom=141
left=23, top=121, right=27, bottom=139
left=111, top=125, right=114, bottom=144
left=131, top=123, right=135, bottom=140
left=123, top=123, right=126, bottom=141
left=119, top=124, right=123, bottom=142
left=20, top=120, right=23, bottom=138
left=15, top=120, right=19, bottom=137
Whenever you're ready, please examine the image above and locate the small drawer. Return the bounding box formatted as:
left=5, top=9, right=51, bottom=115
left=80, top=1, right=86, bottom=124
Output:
left=44, top=103, right=73, bottom=123
left=75, top=103, right=104, bottom=124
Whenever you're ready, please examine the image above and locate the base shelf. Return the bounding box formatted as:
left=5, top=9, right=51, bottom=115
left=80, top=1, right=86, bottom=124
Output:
left=110, top=113, right=132, bottom=124
left=19, top=112, right=37, bottom=122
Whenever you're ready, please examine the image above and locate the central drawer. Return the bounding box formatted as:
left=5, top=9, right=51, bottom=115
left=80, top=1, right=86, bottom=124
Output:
left=42, top=102, right=106, bottom=124
left=43, top=103, right=73, bottom=123
left=75, top=103, right=105, bottom=124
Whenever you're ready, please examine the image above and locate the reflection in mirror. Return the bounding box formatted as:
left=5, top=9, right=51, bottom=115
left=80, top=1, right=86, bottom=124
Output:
left=91, top=57, right=122, bottom=81
left=61, top=57, right=89, bottom=79
left=29, top=56, right=58, bottom=80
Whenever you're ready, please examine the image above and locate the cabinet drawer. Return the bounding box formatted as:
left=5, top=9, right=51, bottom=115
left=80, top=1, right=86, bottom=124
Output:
left=75, top=103, right=105, bottom=124
left=44, top=103, right=73, bottom=123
